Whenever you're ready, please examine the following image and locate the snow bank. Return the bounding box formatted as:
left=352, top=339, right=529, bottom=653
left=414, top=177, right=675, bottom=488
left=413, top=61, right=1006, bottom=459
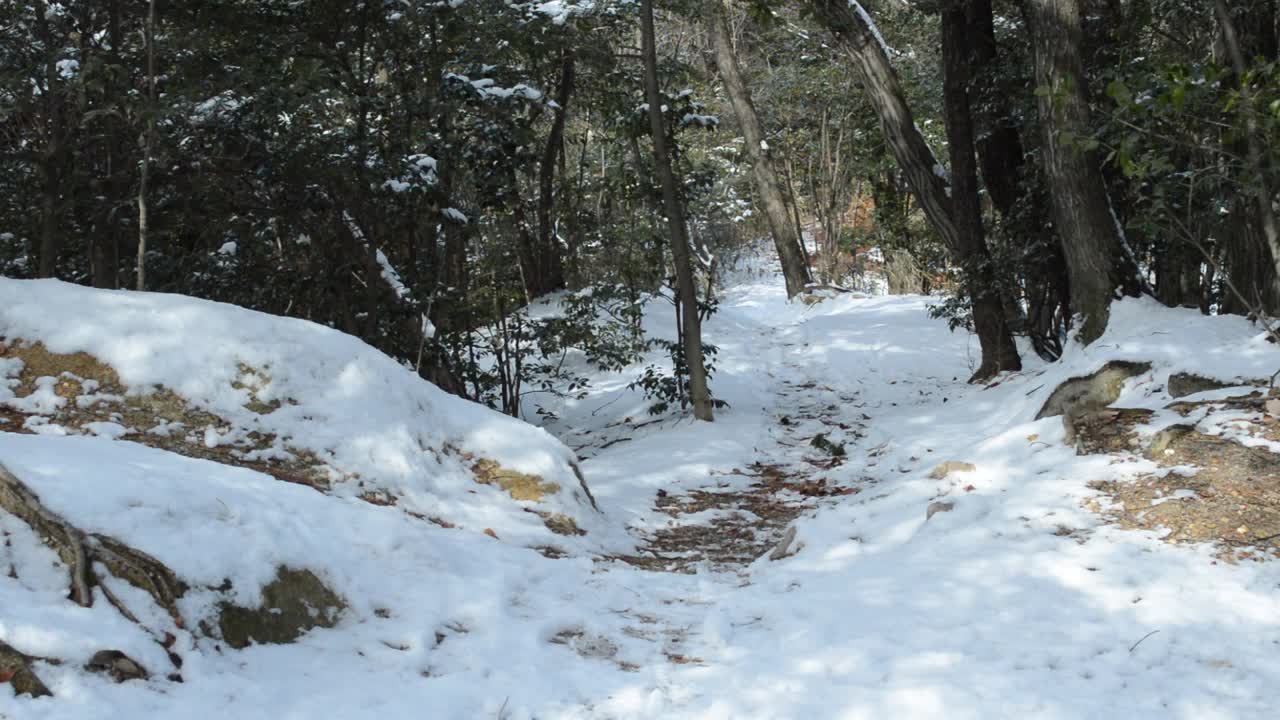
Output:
left=0, top=279, right=602, bottom=542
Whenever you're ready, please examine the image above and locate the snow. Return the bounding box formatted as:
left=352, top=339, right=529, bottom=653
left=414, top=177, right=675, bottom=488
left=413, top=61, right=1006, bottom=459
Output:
left=852, top=0, right=894, bottom=58
left=0, top=278, right=601, bottom=546
left=4, top=250, right=1280, bottom=717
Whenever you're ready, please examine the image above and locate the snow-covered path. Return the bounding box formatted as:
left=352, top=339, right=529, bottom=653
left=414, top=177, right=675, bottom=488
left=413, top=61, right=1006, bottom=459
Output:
left=536, top=259, right=1280, bottom=719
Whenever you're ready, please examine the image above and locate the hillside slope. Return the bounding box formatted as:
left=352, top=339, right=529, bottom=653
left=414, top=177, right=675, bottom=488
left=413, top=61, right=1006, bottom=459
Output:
left=4, top=261, right=1280, bottom=719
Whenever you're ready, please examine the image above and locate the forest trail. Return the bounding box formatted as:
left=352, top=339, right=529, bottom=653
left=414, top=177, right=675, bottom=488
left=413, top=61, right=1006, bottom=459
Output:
left=615, top=333, right=867, bottom=573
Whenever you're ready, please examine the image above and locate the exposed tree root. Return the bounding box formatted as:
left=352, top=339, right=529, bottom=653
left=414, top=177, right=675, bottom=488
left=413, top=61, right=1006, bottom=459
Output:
left=0, top=462, right=187, bottom=628
left=0, top=639, right=52, bottom=698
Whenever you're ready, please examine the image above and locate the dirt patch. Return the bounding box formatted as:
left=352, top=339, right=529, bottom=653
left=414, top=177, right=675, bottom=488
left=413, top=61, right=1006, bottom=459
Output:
left=614, top=462, right=856, bottom=574
left=1076, top=398, right=1280, bottom=560
left=1066, top=408, right=1154, bottom=454
left=0, top=338, right=330, bottom=490
left=2, top=339, right=122, bottom=391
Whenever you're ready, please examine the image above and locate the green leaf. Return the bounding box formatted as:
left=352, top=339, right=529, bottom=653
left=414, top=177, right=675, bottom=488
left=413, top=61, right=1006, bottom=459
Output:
left=1106, top=79, right=1132, bottom=106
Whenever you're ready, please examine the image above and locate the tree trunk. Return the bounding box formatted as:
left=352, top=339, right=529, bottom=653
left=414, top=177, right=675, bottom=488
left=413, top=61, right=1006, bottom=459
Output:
left=532, top=53, right=574, bottom=297
left=707, top=0, right=811, bottom=297
left=640, top=0, right=713, bottom=421
left=136, top=0, right=157, bottom=291
left=34, top=0, right=62, bottom=279
left=967, top=0, right=1024, bottom=218
left=1025, top=0, right=1123, bottom=344
left=91, top=0, right=125, bottom=289
left=941, top=1, right=1021, bottom=379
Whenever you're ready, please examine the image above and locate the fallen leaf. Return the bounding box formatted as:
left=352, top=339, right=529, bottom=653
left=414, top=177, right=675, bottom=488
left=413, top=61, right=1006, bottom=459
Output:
left=1027, top=434, right=1039, bottom=442
left=963, top=484, right=976, bottom=492
left=483, top=528, right=498, bottom=539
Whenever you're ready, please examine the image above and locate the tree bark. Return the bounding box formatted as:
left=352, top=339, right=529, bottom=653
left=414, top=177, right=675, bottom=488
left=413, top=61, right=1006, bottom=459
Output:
left=967, top=0, right=1024, bottom=218
left=941, top=1, right=1021, bottom=379
left=1025, top=0, right=1124, bottom=344
left=136, top=0, right=157, bottom=291
left=707, top=0, right=811, bottom=297
left=533, top=53, right=574, bottom=296
left=641, top=0, right=714, bottom=421
left=34, top=0, right=63, bottom=279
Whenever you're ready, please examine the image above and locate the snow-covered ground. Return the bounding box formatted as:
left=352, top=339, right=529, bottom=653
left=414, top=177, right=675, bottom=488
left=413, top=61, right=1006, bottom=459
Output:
left=4, top=254, right=1280, bottom=718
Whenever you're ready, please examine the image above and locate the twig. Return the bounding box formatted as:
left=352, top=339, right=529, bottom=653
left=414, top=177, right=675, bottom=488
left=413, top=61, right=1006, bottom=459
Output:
left=1128, top=629, right=1160, bottom=653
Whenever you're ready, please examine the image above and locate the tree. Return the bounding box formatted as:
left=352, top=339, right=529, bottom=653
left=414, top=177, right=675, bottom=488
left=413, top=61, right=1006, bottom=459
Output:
left=939, top=0, right=1020, bottom=378
left=136, top=0, right=156, bottom=291
left=641, top=0, right=714, bottom=421
left=1025, top=0, right=1126, bottom=344
left=707, top=0, right=811, bottom=298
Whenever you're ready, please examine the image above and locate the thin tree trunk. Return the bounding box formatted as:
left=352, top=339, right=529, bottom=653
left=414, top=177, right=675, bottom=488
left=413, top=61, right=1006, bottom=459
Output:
left=532, top=53, right=574, bottom=296
left=136, top=0, right=156, bottom=291
left=90, top=0, right=124, bottom=289
left=941, top=1, right=1020, bottom=379
left=34, top=0, right=62, bottom=279
left=967, top=0, right=1025, bottom=218
left=640, top=0, right=713, bottom=422
left=1025, top=0, right=1123, bottom=344
left=707, top=0, right=811, bottom=297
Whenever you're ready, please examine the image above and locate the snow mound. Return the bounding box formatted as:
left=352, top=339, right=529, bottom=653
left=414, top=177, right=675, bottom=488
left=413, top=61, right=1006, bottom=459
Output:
left=0, top=278, right=601, bottom=542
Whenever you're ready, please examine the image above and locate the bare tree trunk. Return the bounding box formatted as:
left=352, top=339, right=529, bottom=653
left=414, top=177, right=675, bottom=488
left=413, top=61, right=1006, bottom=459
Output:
left=34, top=0, right=62, bottom=279
left=532, top=53, right=574, bottom=296
left=707, top=0, right=811, bottom=297
left=941, top=1, right=1020, bottom=379
left=967, top=0, right=1024, bottom=218
left=1025, top=0, right=1123, bottom=344
left=136, top=0, right=156, bottom=291
left=641, top=0, right=713, bottom=422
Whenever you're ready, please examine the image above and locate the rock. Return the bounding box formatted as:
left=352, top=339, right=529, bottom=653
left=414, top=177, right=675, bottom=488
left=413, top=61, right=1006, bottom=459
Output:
left=927, top=461, right=976, bottom=479
left=1167, top=372, right=1233, bottom=399
left=0, top=640, right=51, bottom=698
left=810, top=433, right=846, bottom=458
left=1036, top=361, right=1152, bottom=420
left=217, top=567, right=345, bottom=649
left=1147, top=424, right=1196, bottom=458
left=767, top=526, right=799, bottom=561
left=926, top=501, right=955, bottom=520
left=85, top=649, right=148, bottom=682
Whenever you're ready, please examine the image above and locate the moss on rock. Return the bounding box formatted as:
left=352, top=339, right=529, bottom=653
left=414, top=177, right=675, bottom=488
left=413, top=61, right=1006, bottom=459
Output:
left=217, top=567, right=345, bottom=649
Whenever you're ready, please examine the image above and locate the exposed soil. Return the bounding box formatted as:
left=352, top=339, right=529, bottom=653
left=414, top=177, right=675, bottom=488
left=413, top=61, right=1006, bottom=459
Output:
left=615, top=369, right=861, bottom=574
left=1, top=338, right=331, bottom=490
left=1079, top=391, right=1280, bottom=561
